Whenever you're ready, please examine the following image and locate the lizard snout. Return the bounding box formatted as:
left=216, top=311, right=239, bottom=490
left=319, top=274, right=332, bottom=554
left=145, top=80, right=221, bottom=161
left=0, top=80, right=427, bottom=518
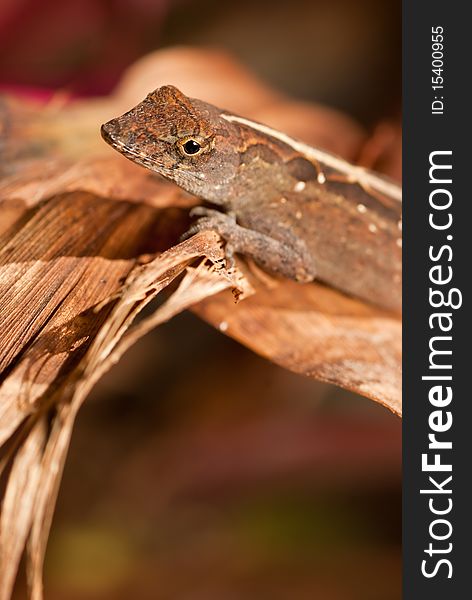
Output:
left=100, top=120, right=120, bottom=146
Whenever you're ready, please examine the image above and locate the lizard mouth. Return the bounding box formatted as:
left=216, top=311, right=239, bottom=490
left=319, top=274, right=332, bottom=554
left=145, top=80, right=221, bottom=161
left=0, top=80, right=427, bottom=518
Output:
left=100, top=120, right=168, bottom=173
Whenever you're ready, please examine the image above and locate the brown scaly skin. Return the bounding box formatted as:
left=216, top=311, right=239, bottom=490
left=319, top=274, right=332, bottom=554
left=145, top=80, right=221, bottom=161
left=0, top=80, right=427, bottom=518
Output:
left=101, top=85, right=402, bottom=312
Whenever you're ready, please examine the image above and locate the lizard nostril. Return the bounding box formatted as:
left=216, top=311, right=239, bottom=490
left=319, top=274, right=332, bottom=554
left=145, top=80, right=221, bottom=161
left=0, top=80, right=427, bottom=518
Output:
left=101, top=121, right=117, bottom=144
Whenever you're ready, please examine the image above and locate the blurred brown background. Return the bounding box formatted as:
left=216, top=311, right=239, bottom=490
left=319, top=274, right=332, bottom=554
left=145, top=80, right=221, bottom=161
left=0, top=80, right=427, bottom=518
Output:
left=2, top=1, right=401, bottom=598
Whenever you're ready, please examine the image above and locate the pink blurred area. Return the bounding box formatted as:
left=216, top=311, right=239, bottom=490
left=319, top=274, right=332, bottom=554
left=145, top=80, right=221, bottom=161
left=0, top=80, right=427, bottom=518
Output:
left=0, top=0, right=169, bottom=96
left=0, top=0, right=401, bottom=125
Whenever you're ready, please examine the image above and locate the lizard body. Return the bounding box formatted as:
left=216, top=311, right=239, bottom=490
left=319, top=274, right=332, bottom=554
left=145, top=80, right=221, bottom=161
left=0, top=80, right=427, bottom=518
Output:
left=101, top=85, right=402, bottom=312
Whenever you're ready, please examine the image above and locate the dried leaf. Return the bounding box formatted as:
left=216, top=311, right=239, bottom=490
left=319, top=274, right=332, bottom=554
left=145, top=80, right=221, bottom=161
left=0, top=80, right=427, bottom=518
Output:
left=0, top=47, right=401, bottom=597
left=0, top=419, right=46, bottom=600
left=194, top=277, right=401, bottom=415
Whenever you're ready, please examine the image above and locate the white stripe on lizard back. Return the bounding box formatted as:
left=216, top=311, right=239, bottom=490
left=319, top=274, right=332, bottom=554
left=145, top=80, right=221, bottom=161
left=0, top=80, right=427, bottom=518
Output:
left=222, top=113, right=402, bottom=203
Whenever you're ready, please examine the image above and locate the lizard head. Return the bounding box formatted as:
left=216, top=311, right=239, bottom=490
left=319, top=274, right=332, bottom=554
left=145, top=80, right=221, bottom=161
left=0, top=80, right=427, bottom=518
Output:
left=101, top=85, right=241, bottom=203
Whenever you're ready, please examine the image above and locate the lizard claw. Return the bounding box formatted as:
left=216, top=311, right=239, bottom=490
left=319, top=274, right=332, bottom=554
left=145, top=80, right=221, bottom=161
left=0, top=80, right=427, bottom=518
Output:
left=189, top=206, right=213, bottom=218
left=179, top=223, right=205, bottom=241
left=180, top=214, right=232, bottom=242
left=181, top=207, right=236, bottom=242
left=189, top=206, right=237, bottom=222
left=223, top=242, right=236, bottom=272
left=181, top=207, right=239, bottom=272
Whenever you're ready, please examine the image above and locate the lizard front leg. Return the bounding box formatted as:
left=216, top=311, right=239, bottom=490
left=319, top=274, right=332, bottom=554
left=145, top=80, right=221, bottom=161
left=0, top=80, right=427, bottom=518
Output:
left=183, top=207, right=316, bottom=283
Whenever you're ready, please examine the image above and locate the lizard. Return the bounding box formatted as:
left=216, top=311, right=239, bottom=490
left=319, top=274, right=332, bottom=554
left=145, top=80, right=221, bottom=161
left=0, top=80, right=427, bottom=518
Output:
left=101, top=85, right=402, bottom=312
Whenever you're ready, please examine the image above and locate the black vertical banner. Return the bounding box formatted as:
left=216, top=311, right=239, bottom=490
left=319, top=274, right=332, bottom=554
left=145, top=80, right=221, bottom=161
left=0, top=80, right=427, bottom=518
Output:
left=403, top=2, right=470, bottom=598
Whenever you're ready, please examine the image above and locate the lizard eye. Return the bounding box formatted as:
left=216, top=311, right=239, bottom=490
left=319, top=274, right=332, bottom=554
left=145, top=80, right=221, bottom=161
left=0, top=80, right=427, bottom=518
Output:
left=180, top=138, right=202, bottom=156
